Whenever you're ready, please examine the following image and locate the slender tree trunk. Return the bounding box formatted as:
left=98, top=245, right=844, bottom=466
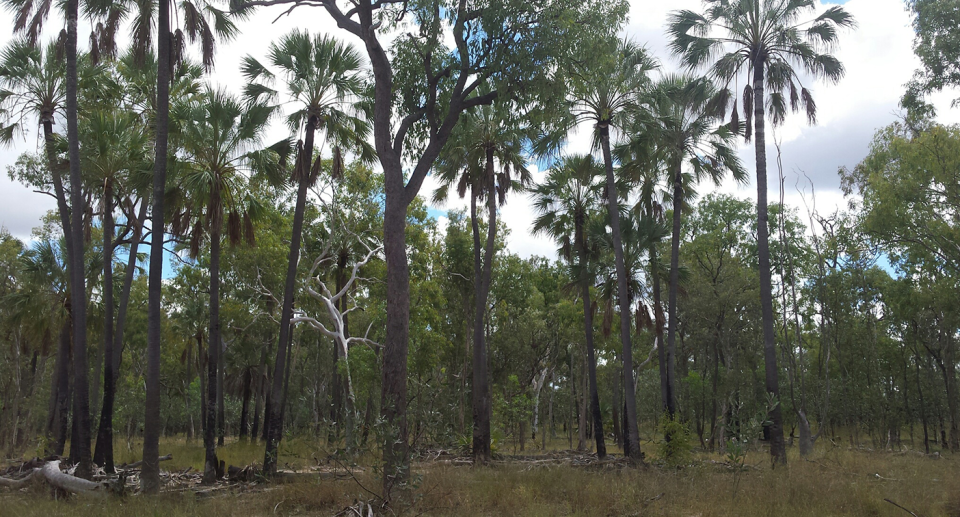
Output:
left=65, top=0, right=92, bottom=479
left=252, top=344, right=267, bottom=442
left=470, top=163, right=495, bottom=462
left=753, top=65, right=786, bottom=465
left=264, top=118, right=316, bottom=475
left=142, top=0, right=171, bottom=492
left=203, top=206, right=222, bottom=484
left=217, top=340, right=225, bottom=446
left=114, top=200, right=147, bottom=382
left=576, top=220, right=606, bottom=458
left=47, top=314, right=72, bottom=456
left=650, top=244, right=668, bottom=415
left=94, top=182, right=116, bottom=472
left=665, top=161, right=682, bottom=419
left=239, top=369, right=251, bottom=440
left=599, top=125, right=641, bottom=459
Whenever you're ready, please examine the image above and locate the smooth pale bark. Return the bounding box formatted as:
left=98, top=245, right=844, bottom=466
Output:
left=753, top=63, right=786, bottom=465
left=142, top=0, right=172, bottom=492
left=576, top=219, right=606, bottom=458
left=264, top=116, right=316, bottom=475
left=598, top=124, right=641, bottom=460
left=665, top=161, right=682, bottom=418
left=203, top=204, right=222, bottom=484
left=65, top=0, right=92, bottom=479
left=93, top=182, right=116, bottom=472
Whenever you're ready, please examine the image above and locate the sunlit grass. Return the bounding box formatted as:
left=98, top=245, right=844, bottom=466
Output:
left=4, top=437, right=959, bottom=516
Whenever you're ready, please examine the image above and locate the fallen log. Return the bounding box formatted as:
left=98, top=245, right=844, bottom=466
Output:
left=41, top=461, right=107, bottom=495
left=0, top=468, right=38, bottom=489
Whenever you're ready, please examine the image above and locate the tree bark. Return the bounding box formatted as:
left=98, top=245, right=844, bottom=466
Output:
left=142, top=0, right=171, bottom=492
left=665, top=160, right=682, bottom=419
left=239, top=369, right=251, bottom=440
left=599, top=124, right=641, bottom=459
left=470, top=164, right=494, bottom=462
left=93, top=181, right=116, bottom=472
left=203, top=202, right=222, bottom=484
left=65, top=0, right=92, bottom=480
left=576, top=218, right=606, bottom=458
left=264, top=116, right=316, bottom=475
left=753, top=63, right=786, bottom=465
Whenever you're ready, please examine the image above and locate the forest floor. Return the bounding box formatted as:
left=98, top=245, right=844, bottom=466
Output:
left=2, top=436, right=958, bottom=516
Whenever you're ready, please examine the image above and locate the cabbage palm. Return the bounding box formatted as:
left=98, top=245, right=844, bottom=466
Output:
left=642, top=75, right=746, bottom=419
left=531, top=154, right=607, bottom=458
left=82, top=109, right=149, bottom=474
left=241, top=30, right=372, bottom=475
left=566, top=37, right=657, bottom=460
left=173, top=86, right=282, bottom=484
left=668, top=0, right=854, bottom=464
left=433, top=101, right=531, bottom=463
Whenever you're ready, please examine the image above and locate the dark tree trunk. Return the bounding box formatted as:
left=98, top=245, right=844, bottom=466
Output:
left=576, top=218, right=606, bottom=458
left=203, top=205, right=222, bottom=484
left=142, top=0, right=171, bottom=493
left=93, top=182, right=116, bottom=472
left=665, top=161, right=682, bottom=419
left=650, top=244, right=668, bottom=415
left=217, top=340, right=225, bottom=446
left=599, top=125, right=641, bottom=460
left=753, top=64, right=786, bottom=465
left=47, top=314, right=72, bottom=456
left=239, top=369, right=251, bottom=440
left=470, top=152, right=496, bottom=463
left=264, top=117, right=316, bottom=475
left=252, top=343, right=267, bottom=442
left=113, top=200, right=147, bottom=382
left=65, top=0, right=92, bottom=480
left=380, top=161, right=410, bottom=493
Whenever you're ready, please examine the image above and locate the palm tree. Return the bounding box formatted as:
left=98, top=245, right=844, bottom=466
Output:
left=642, top=75, right=746, bottom=420
left=433, top=101, right=531, bottom=463
left=531, top=154, right=608, bottom=458
left=241, top=30, right=372, bottom=475
left=668, top=0, right=854, bottom=464
left=82, top=109, right=149, bottom=473
left=173, top=86, right=283, bottom=484
left=565, top=37, right=657, bottom=459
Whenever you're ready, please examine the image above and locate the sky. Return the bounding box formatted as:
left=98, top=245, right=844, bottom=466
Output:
left=1, top=0, right=958, bottom=262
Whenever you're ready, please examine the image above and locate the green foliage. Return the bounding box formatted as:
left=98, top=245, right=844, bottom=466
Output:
left=656, top=414, right=693, bottom=468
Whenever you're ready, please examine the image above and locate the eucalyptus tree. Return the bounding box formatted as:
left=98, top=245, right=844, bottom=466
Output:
left=82, top=109, right=149, bottom=473
left=240, top=30, right=372, bottom=475
left=668, top=0, right=854, bottom=464
left=564, top=37, right=657, bottom=459
left=433, top=101, right=531, bottom=462
left=173, top=86, right=283, bottom=484
left=230, top=0, right=625, bottom=491
left=531, top=154, right=607, bottom=458
left=642, top=75, right=746, bottom=419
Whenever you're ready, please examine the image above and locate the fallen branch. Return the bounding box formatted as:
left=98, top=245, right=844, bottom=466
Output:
left=0, top=468, right=39, bottom=489
left=41, top=461, right=107, bottom=495
left=883, top=498, right=920, bottom=517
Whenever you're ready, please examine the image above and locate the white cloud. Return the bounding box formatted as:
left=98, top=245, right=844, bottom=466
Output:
left=1, top=0, right=958, bottom=259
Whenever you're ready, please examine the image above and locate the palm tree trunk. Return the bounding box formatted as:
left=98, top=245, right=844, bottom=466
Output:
left=753, top=64, right=786, bottom=465
left=665, top=161, right=682, bottom=418
left=94, top=182, right=116, bottom=472
left=142, top=0, right=172, bottom=493
left=470, top=171, right=493, bottom=462
left=114, top=200, right=148, bottom=382
left=599, top=125, right=641, bottom=460
left=650, top=243, right=668, bottom=413
left=203, top=205, right=222, bottom=484
left=576, top=220, right=606, bottom=458
left=65, top=0, right=92, bottom=480
left=264, top=117, right=316, bottom=476
left=47, top=312, right=72, bottom=456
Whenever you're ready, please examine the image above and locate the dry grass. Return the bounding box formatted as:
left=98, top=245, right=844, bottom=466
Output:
left=3, top=438, right=959, bottom=516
